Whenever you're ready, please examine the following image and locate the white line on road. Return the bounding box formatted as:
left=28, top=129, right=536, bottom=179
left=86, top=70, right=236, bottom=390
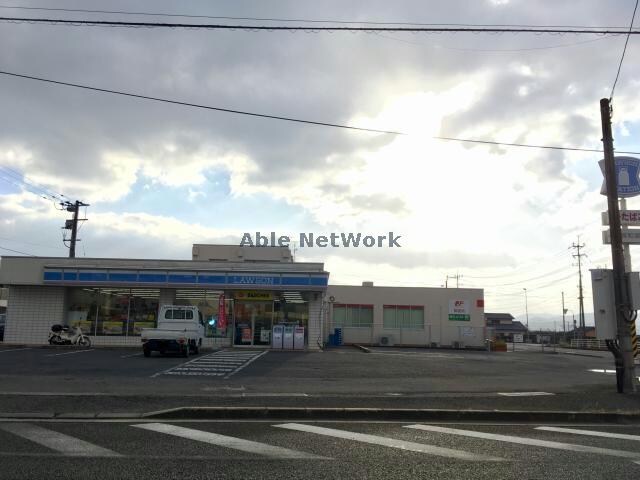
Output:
left=536, top=426, right=640, bottom=441
left=497, top=392, right=554, bottom=397
left=0, top=423, right=121, bottom=457
left=0, top=348, right=32, bottom=353
left=132, top=423, right=327, bottom=459
left=45, top=349, right=94, bottom=357
left=120, top=352, right=143, bottom=358
left=224, top=350, right=268, bottom=379
left=405, top=425, right=640, bottom=460
left=274, top=423, right=504, bottom=461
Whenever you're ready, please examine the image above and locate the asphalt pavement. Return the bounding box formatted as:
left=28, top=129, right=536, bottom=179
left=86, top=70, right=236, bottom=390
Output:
left=0, top=344, right=638, bottom=416
left=0, top=419, right=639, bottom=479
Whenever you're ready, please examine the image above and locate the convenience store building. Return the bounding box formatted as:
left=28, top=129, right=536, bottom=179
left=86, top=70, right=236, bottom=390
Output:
left=0, top=244, right=486, bottom=349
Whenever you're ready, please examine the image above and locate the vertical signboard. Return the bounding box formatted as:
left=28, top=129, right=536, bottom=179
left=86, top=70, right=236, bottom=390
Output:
left=448, top=300, right=470, bottom=321
left=218, top=294, right=227, bottom=330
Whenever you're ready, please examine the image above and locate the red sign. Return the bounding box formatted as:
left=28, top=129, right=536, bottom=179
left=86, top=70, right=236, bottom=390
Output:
left=218, top=294, right=227, bottom=329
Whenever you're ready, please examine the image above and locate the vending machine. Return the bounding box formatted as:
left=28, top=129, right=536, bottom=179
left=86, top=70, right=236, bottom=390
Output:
left=293, top=326, right=305, bottom=350
left=272, top=324, right=284, bottom=349
left=283, top=324, right=295, bottom=349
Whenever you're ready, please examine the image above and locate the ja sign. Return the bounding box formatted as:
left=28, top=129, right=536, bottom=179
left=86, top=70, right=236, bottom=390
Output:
left=599, top=156, right=640, bottom=198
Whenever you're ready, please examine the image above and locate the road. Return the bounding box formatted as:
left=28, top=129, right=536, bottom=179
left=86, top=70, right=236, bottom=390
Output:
left=1, top=344, right=638, bottom=415
left=0, top=419, right=639, bottom=479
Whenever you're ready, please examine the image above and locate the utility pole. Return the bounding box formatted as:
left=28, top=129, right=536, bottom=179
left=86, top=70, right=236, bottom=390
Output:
left=62, top=200, right=89, bottom=258
left=562, top=291, right=567, bottom=338
left=523, top=287, right=529, bottom=339
left=571, top=238, right=586, bottom=338
left=445, top=273, right=462, bottom=288
left=600, top=97, right=637, bottom=393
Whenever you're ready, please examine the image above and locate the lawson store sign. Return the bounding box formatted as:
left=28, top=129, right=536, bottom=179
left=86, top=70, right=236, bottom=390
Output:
left=42, top=268, right=329, bottom=289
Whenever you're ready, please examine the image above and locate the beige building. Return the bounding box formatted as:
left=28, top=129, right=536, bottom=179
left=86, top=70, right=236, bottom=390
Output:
left=326, top=283, right=486, bottom=348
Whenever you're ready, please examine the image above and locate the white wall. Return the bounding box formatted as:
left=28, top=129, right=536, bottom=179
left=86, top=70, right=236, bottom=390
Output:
left=4, top=286, right=65, bottom=344
left=326, top=285, right=485, bottom=348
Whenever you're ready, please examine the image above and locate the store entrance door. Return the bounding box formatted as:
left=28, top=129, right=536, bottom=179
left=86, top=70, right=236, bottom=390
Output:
left=233, top=301, right=273, bottom=346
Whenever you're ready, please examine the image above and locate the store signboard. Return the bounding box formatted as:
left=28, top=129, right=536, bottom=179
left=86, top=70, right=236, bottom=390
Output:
left=599, top=156, right=640, bottom=198
left=513, top=334, right=524, bottom=343
left=601, top=210, right=640, bottom=226
left=602, top=229, right=640, bottom=244
left=449, top=300, right=470, bottom=321
left=241, top=327, right=252, bottom=343
left=218, top=294, right=227, bottom=329
left=234, top=291, right=273, bottom=301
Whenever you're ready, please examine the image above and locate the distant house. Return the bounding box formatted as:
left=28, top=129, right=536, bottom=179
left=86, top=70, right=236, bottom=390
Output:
left=485, top=312, right=528, bottom=341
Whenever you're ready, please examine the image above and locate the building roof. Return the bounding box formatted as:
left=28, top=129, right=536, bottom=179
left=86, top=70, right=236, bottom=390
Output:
left=484, top=312, right=515, bottom=321
left=490, top=321, right=527, bottom=332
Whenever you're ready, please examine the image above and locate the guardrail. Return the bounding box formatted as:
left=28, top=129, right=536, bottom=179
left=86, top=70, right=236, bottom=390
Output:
left=569, top=339, right=608, bottom=351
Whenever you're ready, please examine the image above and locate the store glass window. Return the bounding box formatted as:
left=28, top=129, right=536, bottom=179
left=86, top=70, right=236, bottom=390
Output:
left=66, top=287, right=99, bottom=335
left=383, top=305, right=424, bottom=329
left=174, top=289, right=229, bottom=338
left=96, top=288, right=131, bottom=336
left=333, top=304, right=373, bottom=328
left=128, top=289, right=159, bottom=336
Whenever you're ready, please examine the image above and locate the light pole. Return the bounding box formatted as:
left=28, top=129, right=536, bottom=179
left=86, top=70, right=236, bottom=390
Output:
left=523, top=288, right=529, bottom=341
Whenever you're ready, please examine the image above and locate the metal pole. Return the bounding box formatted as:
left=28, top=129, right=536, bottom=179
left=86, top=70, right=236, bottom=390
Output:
left=600, top=97, right=637, bottom=393
left=562, top=291, right=566, bottom=340
left=523, top=288, right=529, bottom=340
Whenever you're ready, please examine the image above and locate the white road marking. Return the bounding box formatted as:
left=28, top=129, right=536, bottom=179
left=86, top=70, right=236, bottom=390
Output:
left=0, top=348, right=32, bottom=353
left=497, top=392, right=554, bottom=397
left=132, top=423, right=327, bottom=459
left=536, top=426, right=640, bottom=441
left=152, top=350, right=267, bottom=378
left=0, top=423, right=121, bottom=457
left=274, top=423, right=504, bottom=461
left=405, top=425, right=640, bottom=460
left=120, top=352, right=143, bottom=358
left=224, top=350, right=267, bottom=379
left=588, top=369, right=616, bottom=373
left=45, top=349, right=94, bottom=357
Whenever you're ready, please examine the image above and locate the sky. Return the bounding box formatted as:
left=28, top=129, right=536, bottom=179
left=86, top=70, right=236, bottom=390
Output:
left=1, top=0, right=640, bottom=330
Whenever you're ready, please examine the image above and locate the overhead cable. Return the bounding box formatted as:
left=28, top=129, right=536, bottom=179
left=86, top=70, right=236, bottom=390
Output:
left=0, top=16, right=638, bottom=35
left=2, top=69, right=640, bottom=155
left=610, top=0, right=639, bottom=100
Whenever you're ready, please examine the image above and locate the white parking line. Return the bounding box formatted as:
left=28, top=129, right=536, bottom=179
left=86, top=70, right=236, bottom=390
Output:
left=497, top=392, right=554, bottom=397
left=274, top=423, right=504, bottom=461
left=0, top=348, right=32, bottom=353
left=132, top=423, right=328, bottom=459
left=224, top=351, right=267, bottom=379
left=405, top=425, right=640, bottom=460
left=45, top=349, right=94, bottom=357
left=120, top=352, right=143, bottom=358
left=0, top=423, right=121, bottom=457
left=536, top=426, right=640, bottom=441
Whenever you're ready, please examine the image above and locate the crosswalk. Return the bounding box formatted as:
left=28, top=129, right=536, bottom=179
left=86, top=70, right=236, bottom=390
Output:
left=155, top=350, right=267, bottom=378
left=1, top=421, right=640, bottom=464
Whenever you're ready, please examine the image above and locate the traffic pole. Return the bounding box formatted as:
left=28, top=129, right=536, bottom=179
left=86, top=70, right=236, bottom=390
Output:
left=600, top=97, right=637, bottom=393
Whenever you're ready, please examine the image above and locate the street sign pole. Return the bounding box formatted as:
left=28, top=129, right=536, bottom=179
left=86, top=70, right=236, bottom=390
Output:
left=600, top=98, right=637, bottom=393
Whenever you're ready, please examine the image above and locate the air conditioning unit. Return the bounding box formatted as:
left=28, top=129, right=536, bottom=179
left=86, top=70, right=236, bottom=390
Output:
left=379, top=336, right=394, bottom=346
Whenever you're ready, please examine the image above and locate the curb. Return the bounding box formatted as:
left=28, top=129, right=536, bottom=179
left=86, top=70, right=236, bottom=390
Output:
left=353, top=344, right=371, bottom=353
left=139, top=407, right=640, bottom=423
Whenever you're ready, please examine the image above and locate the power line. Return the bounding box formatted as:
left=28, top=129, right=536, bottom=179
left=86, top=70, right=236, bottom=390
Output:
left=610, top=0, right=639, bottom=100
left=0, top=5, right=632, bottom=29
left=2, top=69, right=640, bottom=155
left=0, top=165, right=65, bottom=201
left=0, top=245, right=36, bottom=256
left=375, top=32, right=616, bottom=53
left=0, top=16, right=639, bottom=35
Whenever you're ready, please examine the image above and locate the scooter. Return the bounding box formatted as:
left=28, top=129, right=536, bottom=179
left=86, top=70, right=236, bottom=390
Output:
left=48, top=324, right=92, bottom=347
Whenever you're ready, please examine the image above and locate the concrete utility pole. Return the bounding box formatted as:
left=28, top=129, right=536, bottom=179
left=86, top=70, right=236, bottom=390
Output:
left=523, top=287, right=529, bottom=333
left=562, top=291, right=567, bottom=338
left=600, top=97, right=637, bottom=393
left=62, top=200, right=89, bottom=258
left=445, top=273, right=462, bottom=288
left=571, top=239, right=586, bottom=337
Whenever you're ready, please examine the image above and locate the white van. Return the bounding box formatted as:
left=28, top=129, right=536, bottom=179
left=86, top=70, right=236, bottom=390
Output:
left=140, top=305, right=205, bottom=357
